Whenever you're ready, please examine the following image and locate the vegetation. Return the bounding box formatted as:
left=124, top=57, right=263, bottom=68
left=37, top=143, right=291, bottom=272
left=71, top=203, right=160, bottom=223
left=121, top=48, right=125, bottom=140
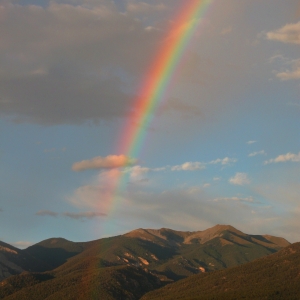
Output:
left=141, top=242, right=300, bottom=300
left=0, top=225, right=292, bottom=299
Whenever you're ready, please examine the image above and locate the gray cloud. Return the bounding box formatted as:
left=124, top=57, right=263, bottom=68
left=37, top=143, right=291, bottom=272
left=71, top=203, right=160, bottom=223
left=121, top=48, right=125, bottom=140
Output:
left=36, top=210, right=58, bottom=217
left=0, top=1, right=162, bottom=124
left=63, top=211, right=106, bottom=220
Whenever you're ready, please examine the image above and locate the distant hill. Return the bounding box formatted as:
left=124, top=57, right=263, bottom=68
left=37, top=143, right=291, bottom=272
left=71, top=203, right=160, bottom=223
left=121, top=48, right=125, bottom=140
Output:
left=141, top=242, right=300, bottom=300
left=0, top=225, right=291, bottom=299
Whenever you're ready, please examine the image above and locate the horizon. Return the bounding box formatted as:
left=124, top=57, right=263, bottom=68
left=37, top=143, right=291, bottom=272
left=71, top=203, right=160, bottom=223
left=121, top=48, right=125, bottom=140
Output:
left=1, top=0, right=300, bottom=248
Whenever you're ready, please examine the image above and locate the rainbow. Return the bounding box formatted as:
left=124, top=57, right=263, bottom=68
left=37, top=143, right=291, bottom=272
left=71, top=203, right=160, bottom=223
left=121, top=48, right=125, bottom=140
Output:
left=110, top=0, right=212, bottom=210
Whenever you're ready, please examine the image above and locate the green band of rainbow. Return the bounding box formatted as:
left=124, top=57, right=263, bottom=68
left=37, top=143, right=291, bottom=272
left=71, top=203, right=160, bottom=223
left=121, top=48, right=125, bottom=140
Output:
left=109, top=0, right=212, bottom=212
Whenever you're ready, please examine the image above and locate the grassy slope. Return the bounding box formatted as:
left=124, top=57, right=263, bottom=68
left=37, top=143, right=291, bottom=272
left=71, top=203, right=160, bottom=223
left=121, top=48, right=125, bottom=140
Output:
left=141, top=242, right=300, bottom=300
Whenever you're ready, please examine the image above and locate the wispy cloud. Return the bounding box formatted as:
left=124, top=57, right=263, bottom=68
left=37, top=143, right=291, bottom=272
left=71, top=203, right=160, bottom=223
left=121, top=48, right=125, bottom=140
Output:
left=36, top=210, right=58, bottom=217
left=247, top=140, right=257, bottom=144
left=276, top=59, right=300, bottom=81
left=209, top=157, right=237, bottom=165
left=63, top=211, right=106, bottom=220
left=248, top=150, right=266, bottom=157
left=72, top=155, right=137, bottom=171
left=171, top=162, right=205, bottom=171
left=264, top=152, right=300, bottom=164
left=229, top=172, right=250, bottom=185
left=266, top=21, right=300, bottom=45
left=213, top=196, right=255, bottom=203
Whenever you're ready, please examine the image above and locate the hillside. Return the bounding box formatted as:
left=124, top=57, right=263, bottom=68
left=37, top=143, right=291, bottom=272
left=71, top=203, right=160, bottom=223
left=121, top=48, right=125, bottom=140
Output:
left=0, top=225, right=290, bottom=299
left=141, top=242, right=300, bottom=300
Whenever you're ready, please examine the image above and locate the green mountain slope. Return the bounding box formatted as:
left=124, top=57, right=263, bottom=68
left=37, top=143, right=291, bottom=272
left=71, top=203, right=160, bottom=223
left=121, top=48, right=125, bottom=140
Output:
left=141, top=242, right=300, bottom=300
left=0, top=225, right=291, bottom=299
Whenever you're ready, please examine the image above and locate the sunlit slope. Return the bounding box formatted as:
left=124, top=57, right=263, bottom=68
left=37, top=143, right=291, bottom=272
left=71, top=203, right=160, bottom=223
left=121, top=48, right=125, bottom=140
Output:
left=0, top=225, right=290, bottom=299
left=1, top=225, right=289, bottom=282
left=141, top=242, right=300, bottom=300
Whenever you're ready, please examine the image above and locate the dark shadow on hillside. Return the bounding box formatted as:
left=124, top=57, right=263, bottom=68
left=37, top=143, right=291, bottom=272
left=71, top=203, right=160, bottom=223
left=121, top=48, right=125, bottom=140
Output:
left=24, top=245, right=80, bottom=270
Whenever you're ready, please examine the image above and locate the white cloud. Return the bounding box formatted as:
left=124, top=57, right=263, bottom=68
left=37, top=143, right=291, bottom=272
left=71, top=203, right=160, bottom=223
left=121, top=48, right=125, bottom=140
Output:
left=266, top=22, right=300, bottom=45
left=264, top=152, right=300, bottom=164
left=203, top=183, right=210, bottom=188
left=72, top=155, right=137, bottom=171
left=247, top=140, right=257, bottom=144
left=171, top=161, right=205, bottom=171
left=229, top=172, right=250, bottom=185
left=209, top=157, right=237, bottom=165
left=126, top=165, right=166, bottom=181
left=248, top=150, right=266, bottom=157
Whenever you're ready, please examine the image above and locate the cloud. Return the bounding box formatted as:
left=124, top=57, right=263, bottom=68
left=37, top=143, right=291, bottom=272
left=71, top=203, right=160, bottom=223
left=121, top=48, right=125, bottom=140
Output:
left=229, top=172, right=250, bottom=185
left=209, top=157, right=237, bottom=165
left=171, top=162, right=205, bottom=171
left=72, top=155, right=137, bottom=171
left=11, top=241, right=33, bottom=249
left=248, top=150, right=266, bottom=157
left=63, top=211, right=106, bottom=220
left=203, top=183, right=210, bottom=188
left=213, top=196, right=255, bottom=203
left=266, top=22, right=300, bottom=45
left=276, top=59, right=300, bottom=80
left=247, top=140, right=257, bottom=144
left=0, top=1, right=162, bottom=124
left=35, top=210, right=58, bottom=217
left=67, top=169, right=122, bottom=210
left=264, top=152, right=300, bottom=164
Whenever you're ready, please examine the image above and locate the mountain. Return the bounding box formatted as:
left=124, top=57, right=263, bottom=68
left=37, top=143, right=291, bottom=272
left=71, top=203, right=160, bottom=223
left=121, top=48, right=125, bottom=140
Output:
left=0, top=241, right=52, bottom=281
left=141, top=242, right=300, bottom=300
left=0, top=225, right=290, bottom=299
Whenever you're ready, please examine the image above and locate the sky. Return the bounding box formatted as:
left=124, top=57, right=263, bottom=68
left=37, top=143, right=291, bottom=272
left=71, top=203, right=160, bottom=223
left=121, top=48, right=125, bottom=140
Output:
left=1, top=0, right=300, bottom=248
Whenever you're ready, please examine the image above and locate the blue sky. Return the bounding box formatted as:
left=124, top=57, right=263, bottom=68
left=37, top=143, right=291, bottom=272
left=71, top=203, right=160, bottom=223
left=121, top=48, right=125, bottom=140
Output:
left=0, top=0, right=300, bottom=248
